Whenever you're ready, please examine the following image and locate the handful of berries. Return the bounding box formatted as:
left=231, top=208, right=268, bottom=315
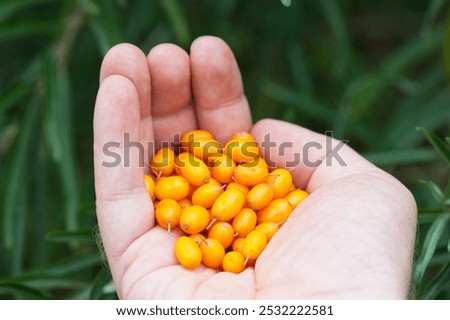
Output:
left=144, top=130, right=308, bottom=274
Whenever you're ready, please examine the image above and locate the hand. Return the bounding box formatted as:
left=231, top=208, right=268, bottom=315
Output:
left=93, top=36, right=417, bottom=299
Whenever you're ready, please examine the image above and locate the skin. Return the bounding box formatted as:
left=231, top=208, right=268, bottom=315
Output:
left=93, top=36, right=417, bottom=299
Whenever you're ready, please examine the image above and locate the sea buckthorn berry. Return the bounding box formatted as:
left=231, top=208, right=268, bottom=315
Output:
left=254, top=222, right=280, bottom=242
left=150, top=147, right=175, bottom=177
left=289, top=183, right=296, bottom=192
left=242, top=230, right=267, bottom=261
left=211, top=189, right=246, bottom=222
left=200, top=238, right=225, bottom=269
left=222, top=251, right=246, bottom=274
left=257, top=198, right=293, bottom=224
left=175, top=152, right=211, bottom=186
left=191, top=183, right=224, bottom=209
left=246, top=183, right=274, bottom=211
left=180, top=129, right=214, bottom=149
left=226, top=182, right=249, bottom=196
left=180, top=205, right=210, bottom=234
left=266, top=168, right=293, bottom=199
left=209, top=154, right=236, bottom=184
left=232, top=237, right=245, bottom=252
left=232, top=208, right=257, bottom=237
left=208, top=177, right=222, bottom=186
left=155, top=176, right=189, bottom=201
left=234, top=157, right=269, bottom=187
left=144, top=174, right=155, bottom=199
left=178, top=198, right=192, bottom=210
left=285, top=189, right=309, bottom=208
left=231, top=132, right=255, bottom=141
left=155, top=199, right=181, bottom=232
left=224, top=137, right=259, bottom=163
left=208, top=222, right=234, bottom=249
left=189, top=138, right=222, bottom=161
left=189, top=233, right=206, bottom=246
left=175, top=236, right=202, bottom=270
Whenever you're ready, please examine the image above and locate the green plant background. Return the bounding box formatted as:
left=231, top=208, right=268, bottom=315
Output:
left=0, top=0, right=449, bottom=299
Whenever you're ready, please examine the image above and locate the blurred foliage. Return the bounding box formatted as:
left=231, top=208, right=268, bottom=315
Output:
left=0, top=0, right=449, bottom=299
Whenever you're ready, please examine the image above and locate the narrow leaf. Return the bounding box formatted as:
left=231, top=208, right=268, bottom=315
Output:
left=419, top=179, right=445, bottom=204
left=45, top=229, right=95, bottom=243
left=0, top=282, right=48, bottom=299
left=2, top=95, right=39, bottom=250
left=413, top=213, right=450, bottom=286
left=417, top=127, right=450, bottom=166
left=89, top=268, right=114, bottom=299
left=364, top=148, right=438, bottom=166
left=421, top=262, right=450, bottom=299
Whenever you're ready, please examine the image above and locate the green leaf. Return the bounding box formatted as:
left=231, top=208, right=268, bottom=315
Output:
left=317, top=0, right=351, bottom=79
left=0, top=20, right=55, bottom=41
left=417, top=127, right=450, bottom=166
left=77, top=0, right=100, bottom=15
left=413, top=213, right=450, bottom=286
left=0, top=282, right=48, bottom=299
left=448, top=239, right=450, bottom=253
left=364, top=148, right=439, bottom=166
left=422, top=0, right=448, bottom=33
left=286, top=41, right=314, bottom=94
left=0, top=0, right=58, bottom=23
left=0, top=83, right=31, bottom=114
left=45, top=229, right=95, bottom=243
left=158, top=0, right=190, bottom=47
left=419, top=180, right=445, bottom=204
left=2, top=95, right=39, bottom=250
left=42, top=54, right=79, bottom=231
left=382, top=26, right=443, bottom=76
left=421, top=262, right=450, bottom=299
left=89, top=268, right=114, bottom=299
left=262, top=79, right=335, bottom=122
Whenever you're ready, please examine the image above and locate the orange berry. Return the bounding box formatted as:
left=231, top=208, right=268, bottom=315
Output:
left=222, top=251, right=246, bottom=274
left=289, top=183, right=297, bottom=192
left=224, top=138, right=259, bottom=163
left=209, top=154, right=236, bottom=184
left=285, top=189, right=309, bottom=208
left=180, top=129, right=214, bottom=149
left=175, top=236, right=202, bottom=269
left=150, top=147, right=175, bottom=177
left=200, top=238, right=225, bottom=269
left=208, top=222, right=234, bottom=249
left=155, top=176, right=189, bottom=201
left=232, top=237, right=245, bottom=252
left=178, top=198, right=192, bottom=210
left=254, top=221, right=280, bottom=242
left=189, top=233, right=206, bottom=246
left=232, top=208, right=257, bottom=237
left=231, top=132, right=255, bottom=141
left=155, top=199, right=181, bottom=232
left=246, top=183, right=274, bottom=210
left=175, top=152, right=210, bottom=186
left=234, top=157, right=269, bottom=187
left=211, top=189, right=246, bottom=222
left=191, top=183, right=224, bottom=208
left=189, top=138, right=222, bottom=161
left=180, top=205, right=210, bottom=234
left=226, top=182, right=249, bottom=196
left=242, top=230, right=267, bottom=261
left=257, top=198, right=293, bottom=224
left=144, top=174, right=155, bottom=199
left=266, top=168, right=293, bottom=199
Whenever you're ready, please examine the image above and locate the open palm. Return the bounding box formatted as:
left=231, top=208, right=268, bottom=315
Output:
left=93, top=36, right=417, bottom=299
